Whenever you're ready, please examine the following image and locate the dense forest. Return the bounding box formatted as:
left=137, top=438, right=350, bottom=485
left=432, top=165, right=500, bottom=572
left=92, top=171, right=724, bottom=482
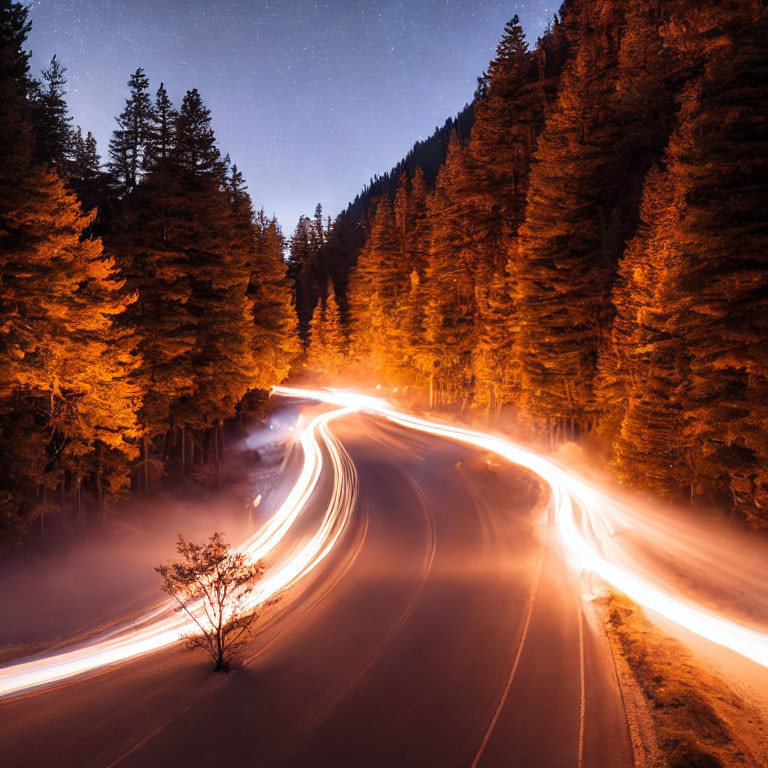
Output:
left=293, top=0, right=768, bottom=527
left=2, top=0, right=766, bottom=546
left=0, top=2, right=298, bottom=542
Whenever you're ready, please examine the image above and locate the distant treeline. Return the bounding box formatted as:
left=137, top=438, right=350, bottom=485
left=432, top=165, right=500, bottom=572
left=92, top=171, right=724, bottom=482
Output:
left=292, top=1, right=768, bottom=526
left=0, top=3, right=298, bottom=542
left=344, top=103, right=475, bottom=223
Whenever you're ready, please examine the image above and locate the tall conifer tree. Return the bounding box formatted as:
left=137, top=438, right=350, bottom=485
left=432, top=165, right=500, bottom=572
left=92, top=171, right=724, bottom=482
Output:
left=1, top=3, right=140, bottom=533
left=31, top=54, right=73, bottom=168
left=306, top=287, right=346, bottom=378
left=250, top=211, right=299, bottom=388
left=109, top=67, right=155, bottom=194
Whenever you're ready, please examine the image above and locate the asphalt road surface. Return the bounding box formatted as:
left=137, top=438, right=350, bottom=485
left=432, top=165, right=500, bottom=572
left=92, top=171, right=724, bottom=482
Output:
left=0, top=413, right=633, bottom=767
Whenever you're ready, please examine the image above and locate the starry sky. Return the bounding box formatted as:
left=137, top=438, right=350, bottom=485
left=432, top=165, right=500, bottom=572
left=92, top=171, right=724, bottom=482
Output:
left=27, top=0, right=553, bottom=233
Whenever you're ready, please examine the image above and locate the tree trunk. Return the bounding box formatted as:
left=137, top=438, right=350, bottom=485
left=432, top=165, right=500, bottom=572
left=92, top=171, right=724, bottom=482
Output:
left=142, top=434, right=150, bottom=496
left=40, top=485, right=46, bottom=541
left=95, top=443, right=105, bottom=521
left=215, top=420, right=223, bottom=490
left=75, top=477, right=82, bottom=522
left=160, top=430, right=169, bottom=464
left=488, top=383, right=496, bottom=423
left=215, top=618, right=225, bottom=671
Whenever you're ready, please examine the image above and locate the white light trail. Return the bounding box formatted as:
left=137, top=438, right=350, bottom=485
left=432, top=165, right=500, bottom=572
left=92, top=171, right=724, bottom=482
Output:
left=0, top=406, right=357, bottom=699
left=272, top=386, right=768, bottom=669
left=3, top=383, right=766, bottom=700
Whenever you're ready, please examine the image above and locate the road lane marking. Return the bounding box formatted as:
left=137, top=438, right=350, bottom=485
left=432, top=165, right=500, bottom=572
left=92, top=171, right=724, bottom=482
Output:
left=273, top=387, right=768, bottom=671
left=102, top=420, right=367, bottom=768
left=470, top=531, right=548, bottom=768
left=274, top=467, right=438, bottom=765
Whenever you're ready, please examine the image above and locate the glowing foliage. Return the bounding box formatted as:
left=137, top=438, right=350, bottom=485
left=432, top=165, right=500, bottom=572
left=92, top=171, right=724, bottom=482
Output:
left=320, top=1, right=768, bottom=524
left=0, top=4, right=299, bottom=539
left=306, top=287, right=346, bottom=378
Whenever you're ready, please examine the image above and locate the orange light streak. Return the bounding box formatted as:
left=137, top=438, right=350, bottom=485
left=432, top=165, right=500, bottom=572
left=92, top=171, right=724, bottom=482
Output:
left=3, top=384, right=766, bottom=701
left=0, top=406, right=357, bottom=699
left=272, top=386, right=768, bottom=669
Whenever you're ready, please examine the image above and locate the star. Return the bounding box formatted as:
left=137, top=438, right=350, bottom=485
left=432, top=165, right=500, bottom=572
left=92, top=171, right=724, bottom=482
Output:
left=27, top=0, right=552, bottom=231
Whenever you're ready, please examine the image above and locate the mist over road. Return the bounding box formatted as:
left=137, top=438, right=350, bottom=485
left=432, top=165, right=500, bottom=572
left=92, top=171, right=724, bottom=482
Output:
left=0, top=413, right=632, bottom=767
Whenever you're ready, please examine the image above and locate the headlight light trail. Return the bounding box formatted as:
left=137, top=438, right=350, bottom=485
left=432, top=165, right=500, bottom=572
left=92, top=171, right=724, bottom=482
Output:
left=3, top=383, right=765, bottom=701
left=0, top=406, right=357, bottom=699
left=272, top=385, right=768, bottom=669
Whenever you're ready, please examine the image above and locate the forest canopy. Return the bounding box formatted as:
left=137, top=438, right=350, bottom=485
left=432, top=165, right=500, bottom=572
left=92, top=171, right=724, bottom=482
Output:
left=1, top=0, right=767, bottom=545
left=0, top=2, right=297, bottom=542
left=291, top=0, right=768, bottom=527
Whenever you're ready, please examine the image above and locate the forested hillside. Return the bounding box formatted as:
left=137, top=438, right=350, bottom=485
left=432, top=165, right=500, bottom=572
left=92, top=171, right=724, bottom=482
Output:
left=3, top=0, right=766, bottom=544
left=295, top=0, right=768, bottom=526
left=286, top=105, right=474, bottom=338
left=0, top=3, right=298, bottom=542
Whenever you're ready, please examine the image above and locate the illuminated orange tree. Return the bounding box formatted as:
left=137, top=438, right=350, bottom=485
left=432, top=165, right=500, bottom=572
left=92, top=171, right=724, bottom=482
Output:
left=249, top=210, right=300, bottom=388
left=306, top=286, right=346, bottom=378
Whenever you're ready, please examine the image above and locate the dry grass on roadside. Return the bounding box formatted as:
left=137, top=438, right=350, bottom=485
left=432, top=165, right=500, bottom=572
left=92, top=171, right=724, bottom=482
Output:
left=600, top=593, right=768, bottom=768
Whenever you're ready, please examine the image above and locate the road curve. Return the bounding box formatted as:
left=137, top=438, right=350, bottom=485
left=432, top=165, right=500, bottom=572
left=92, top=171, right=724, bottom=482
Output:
left=0, top=412, right=633, bottom=768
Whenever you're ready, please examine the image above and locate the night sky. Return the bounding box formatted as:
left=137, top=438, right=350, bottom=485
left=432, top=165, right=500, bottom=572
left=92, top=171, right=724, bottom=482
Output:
left=27, top=0, right=553, bottom=233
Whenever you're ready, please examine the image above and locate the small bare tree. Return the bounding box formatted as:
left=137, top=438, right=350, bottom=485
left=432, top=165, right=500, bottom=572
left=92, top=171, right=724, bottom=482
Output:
left=156, top=532, right=264, bottom=671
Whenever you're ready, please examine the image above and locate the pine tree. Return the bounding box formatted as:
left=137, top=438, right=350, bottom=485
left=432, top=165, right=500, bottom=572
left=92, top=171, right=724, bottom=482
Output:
left=111, top=166, right=196, bottom=457
left=348, top=195, right=401, bottom=380
left=0, top=1, right=34, bottom=186
left=1, top=168, right=141, bottom=520
left=0, top=0, right=42, bottom=537
left=322, top=290, right=345, bottom=369
left=0, top=0, right=35, bottom=457
left=387, top=168, right=430, bottom=384
left=510, top=0, right=681, bottom=433
left=306, top=300, right=326, bottom=372
left=144, top=81, right=176, bottom=170
left=667, top=14, right=768, bottom=523
left=399, top=268, right=432, bottom=395
left=70, top=127, right=99, bottom=181
left=288, top=215, right=321, bottom=338
left=602, top=165, right=690, bottom=497
left=31, top=54, right=74, bottom=168
left=111, top=88, right=256, bottom=483
left=306, top=287, right=346, bottom=378
left=463, top=15, right=571, bottom=416
left=109, top=67, right=155, bottom=194
left=468, top=15, right=534, bottom=238
left=225, top=162, right=249, bottom=218
left=250, top=211, right=299, bottom=388
left=223, top=163, right=297, bottom=389
left=2, top=3, right=142, bottom=533
left=173, top=95, right=253, bottom=427
left=421, top=137, right=478, bottom=406
left=600, top=3, right=768, bottom=521
left=328, top=212, right=365, bottom=314
left=312, top=203, right=325, bottom=252
left=393, top=168, right=429, bottom=277
left=473, top=270, right=517, bottom=415
left=171, top=88, right=225, bottom=181
left=69, top=127, right=110, bottom=210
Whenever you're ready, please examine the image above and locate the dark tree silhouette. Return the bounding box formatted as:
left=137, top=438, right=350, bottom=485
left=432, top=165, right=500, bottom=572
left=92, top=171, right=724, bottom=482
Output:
left=108, top=67, right=155, bottom=193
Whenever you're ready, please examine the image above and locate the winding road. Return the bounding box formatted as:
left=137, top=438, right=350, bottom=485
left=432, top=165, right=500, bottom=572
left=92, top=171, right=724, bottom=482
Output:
left=0, top=406, right=633, bottom=767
